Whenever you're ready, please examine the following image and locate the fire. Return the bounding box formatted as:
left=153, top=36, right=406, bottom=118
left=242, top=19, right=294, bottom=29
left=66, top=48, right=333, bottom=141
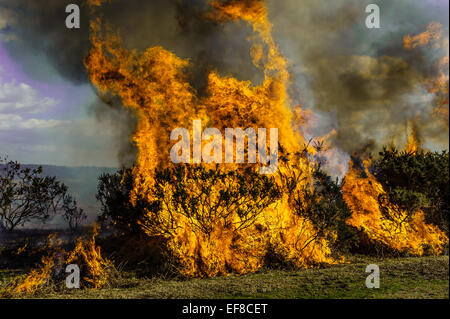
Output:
left=405, top=129, right=419, bottom=154
left=83, top=0, right=447, bottom=278
left=404, top=22, right=449, bottom=126
left=0, top=234, right=61, bottom=296
left=6, top=254, right=57, bottom=295
left=66, top=225, right=111, bottom=289
left=85, top=0, right=338, bottom=277
left=403, top=22, right=445, bottom=50
left=0, top=226, right=111, bottom=296
left=343, top=159, right=447, bottom=255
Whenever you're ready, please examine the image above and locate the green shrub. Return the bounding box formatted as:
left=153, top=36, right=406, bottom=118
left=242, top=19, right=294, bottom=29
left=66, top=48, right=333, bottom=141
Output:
left=374, top=148, right=449, bottom=233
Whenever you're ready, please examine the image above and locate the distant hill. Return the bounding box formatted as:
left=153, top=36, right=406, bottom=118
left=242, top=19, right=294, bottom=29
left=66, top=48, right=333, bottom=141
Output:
left=1, top=164, right=117, bottom=229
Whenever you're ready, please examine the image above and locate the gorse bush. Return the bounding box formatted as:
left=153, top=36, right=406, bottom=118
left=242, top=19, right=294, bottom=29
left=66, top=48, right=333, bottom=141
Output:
left=278, top=158, right=356, bottom=254
left=298, top=168, right=356, bottom=252
left=142, top=165, right=282, bottom=235
left=96, top=168, right=144, bottom=235
left=97, top=164, right=282, bottom=237
left=374, top=148, right=449, bottom=234
left=96, top=164, right=285, bottom=276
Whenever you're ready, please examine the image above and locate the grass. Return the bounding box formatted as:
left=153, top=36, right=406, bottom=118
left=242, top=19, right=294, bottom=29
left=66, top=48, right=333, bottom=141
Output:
left=0, top=255, right=448, bottom=299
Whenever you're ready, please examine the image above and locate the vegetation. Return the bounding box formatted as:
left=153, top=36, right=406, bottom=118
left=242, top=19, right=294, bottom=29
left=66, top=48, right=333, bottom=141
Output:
left=374, top=149, right=449, bottom=234
left=0, top=227, right=115, bottom=298
left=144, top=165, right=281, bottom=235
left=1, top=147, right=448, bottom=297
left=96, top=164, right=284, bottom=276
left=97, top=165, right=281, bottom=237
left=96, top=168, right=143, bottom=235
left=0, top=157, right=84, bottom=232
left=62, top=195, right=87, bottom=232
left=1, top=256, right=447, bottom=299
left=287, top=164, right=356, bottom=253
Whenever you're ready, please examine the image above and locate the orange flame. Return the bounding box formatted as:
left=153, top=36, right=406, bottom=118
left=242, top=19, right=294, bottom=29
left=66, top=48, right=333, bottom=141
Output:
left=404, top=22, right=449, bottom=126
left=343, top=159, right=447, bottom=255
left=0, top=226, right=111, bottom=296
left=84, top=0, right=447, bottom=278
left=85, top=0, right=338, bottom=277
left=405, top=128, right=419, bottom=154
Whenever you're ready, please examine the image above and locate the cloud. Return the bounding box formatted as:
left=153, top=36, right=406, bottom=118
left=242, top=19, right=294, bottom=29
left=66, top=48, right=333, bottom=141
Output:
left=0, top=74, right=66, bottom=131
left=0, top=77, right=59, bottom=114
left=0, top=114, right=68, bottom=130
left=0, top=71, right=122, bottom=166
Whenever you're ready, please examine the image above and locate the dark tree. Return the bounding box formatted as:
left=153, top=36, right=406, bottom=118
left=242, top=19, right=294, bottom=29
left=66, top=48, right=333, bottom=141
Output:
left=0, top=158, right=68, bottom=232
left=62, top=194, right=87, bottom=232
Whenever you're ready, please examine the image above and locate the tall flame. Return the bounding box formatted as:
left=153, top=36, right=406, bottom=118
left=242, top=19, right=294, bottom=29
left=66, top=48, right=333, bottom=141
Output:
left=84, top=0, right=447, bottom=277
left=85, top=0, right=337, bottom=277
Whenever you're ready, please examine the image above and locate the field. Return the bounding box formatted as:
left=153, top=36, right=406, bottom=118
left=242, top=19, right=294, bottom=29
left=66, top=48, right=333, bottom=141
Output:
left=1, top=256, right=448, bottom=299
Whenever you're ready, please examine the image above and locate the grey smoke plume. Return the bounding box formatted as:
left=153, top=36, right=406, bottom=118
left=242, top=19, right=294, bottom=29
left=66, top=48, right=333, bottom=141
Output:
left=0, top=0, right=262, bottom=86
left=1, top=0, right=448, bottom=169
left=0, top=0, right=264, bottom=166
left=267, top=0, right=449, bottom=154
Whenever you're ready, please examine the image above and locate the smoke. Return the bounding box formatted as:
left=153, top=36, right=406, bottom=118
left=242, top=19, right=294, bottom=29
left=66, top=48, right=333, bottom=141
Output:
left=93, top=0, right=265, bottom=90
left=0, top=0, right=266, bottom=166
left=1, top=0, right=448, bottom=168
left=266, top=0, right=449, bottom=154
left=1, top=0, right=264, bottom=85
left=0, top=0, right=91, bottom=83
left=86, top=95, right=138, bottom=168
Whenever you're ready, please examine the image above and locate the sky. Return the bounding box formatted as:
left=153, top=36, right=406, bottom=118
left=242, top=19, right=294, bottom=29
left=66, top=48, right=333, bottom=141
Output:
left=0, top=41, right=121, bottom=167
left=0, top=0, right=448, bottom=168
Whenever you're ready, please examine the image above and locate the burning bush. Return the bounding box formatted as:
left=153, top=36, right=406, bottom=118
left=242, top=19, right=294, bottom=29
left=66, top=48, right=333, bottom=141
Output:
left=374, top=148, right=449, bottom=235
left=343, top=157, right=448, bottom=256
left=96, top=161, right=347, bottom=277
left=65, top=226, right=113, bottom=289
left=287, top=164, right=356, bottom=254
left=139, top=165, right=281, bottom=236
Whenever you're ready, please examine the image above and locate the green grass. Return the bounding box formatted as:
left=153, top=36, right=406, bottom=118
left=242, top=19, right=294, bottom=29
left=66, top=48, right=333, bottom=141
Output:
left=1, top=255, right=448, bottom=299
